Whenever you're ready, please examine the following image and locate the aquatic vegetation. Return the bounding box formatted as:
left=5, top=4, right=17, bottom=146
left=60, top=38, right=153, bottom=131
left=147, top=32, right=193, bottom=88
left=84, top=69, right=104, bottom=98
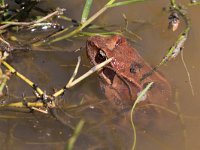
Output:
left=0, top=0, right=199, bottom=149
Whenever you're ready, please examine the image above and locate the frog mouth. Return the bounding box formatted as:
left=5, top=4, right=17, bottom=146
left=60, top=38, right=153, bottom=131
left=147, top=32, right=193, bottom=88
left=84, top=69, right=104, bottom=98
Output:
left=101, top=67, right=116, bottom=85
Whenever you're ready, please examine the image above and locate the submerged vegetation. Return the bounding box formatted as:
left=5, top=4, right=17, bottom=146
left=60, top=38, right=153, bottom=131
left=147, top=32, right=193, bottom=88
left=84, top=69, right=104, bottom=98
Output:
left=0, top=0, right=199, bottom=149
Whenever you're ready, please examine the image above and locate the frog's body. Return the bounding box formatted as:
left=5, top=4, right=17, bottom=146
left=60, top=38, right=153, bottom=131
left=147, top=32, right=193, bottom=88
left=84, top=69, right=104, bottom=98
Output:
left=86, top=35, right=171, bottom=107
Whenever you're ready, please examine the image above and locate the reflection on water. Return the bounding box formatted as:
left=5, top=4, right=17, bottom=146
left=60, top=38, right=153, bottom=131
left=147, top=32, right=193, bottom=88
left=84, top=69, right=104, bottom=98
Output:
left=1, top=0, right=200, bottom=150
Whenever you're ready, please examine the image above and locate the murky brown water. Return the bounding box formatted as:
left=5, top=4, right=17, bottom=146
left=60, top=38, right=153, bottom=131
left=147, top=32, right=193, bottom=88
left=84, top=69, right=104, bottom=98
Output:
left=1, top=0, right=200, bottom=150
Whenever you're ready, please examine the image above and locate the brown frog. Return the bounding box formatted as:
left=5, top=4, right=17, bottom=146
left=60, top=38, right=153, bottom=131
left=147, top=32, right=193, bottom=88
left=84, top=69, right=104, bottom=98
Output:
left=86, top=35, right=171, bottom=108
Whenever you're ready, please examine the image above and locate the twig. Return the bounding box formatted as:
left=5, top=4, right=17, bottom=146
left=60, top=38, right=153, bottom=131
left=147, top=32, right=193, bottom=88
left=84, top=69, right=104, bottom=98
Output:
left=53, top=57, right=113, bottom=97
left=1, top=60, right=44, bottom=96
left=3, top=102, right=44, bottom=107
left=181, top=50, right=194, bottom=96
left=0, top=8, right=64, bottom=30
left=66, top=56, right=81, bottom=87
left=0, top=37, right=11, bottom=48
left=35, top=8, right=64, bottom=23
left=31, top=107, right=48, bottom=114
left=67, top=57, right=113, bottom=88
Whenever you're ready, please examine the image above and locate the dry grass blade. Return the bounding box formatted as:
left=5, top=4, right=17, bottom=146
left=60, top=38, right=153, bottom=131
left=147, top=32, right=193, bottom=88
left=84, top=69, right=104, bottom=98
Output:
left=67, top=57, right=113, bottom=88
left=0, top=8, right=64, bottom=30
left=53, top=57, right=113, bottom=97
left=181, top=50, right=194, bottom=96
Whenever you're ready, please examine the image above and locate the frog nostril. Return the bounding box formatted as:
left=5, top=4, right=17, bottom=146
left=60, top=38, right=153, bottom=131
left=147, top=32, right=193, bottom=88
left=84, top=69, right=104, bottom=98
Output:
left=115, top=38, right=122, bottom=47
left=95, top=50, right=107, bottom=63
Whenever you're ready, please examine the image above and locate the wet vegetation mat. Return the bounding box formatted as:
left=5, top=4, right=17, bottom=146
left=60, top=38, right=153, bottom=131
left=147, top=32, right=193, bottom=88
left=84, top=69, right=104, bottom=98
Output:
left=0, top=0, right=200, bottom=150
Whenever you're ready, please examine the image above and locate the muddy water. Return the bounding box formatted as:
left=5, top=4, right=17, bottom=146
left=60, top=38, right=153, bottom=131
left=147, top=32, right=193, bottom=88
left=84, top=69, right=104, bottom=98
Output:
left=1, top=0, right=200, bottom=150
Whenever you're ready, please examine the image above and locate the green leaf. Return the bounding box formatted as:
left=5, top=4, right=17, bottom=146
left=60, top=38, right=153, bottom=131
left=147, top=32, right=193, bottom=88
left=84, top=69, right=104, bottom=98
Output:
left=108, top=0, right=146, bottom=8
left=130, top=82, right=154, bottom=150
left=66, top=119, right=85, bottom=150
left=81, top=0, right=93, bottom=23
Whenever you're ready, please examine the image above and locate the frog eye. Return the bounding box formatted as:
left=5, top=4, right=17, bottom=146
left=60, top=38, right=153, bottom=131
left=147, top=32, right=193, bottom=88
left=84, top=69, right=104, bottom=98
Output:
left=95, top=50, right=107, bottom=63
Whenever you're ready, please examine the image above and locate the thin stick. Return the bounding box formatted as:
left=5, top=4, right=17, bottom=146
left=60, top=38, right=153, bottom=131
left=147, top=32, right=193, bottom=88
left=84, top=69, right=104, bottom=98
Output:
left=53, top=57, right=113, bottom=97
left=31, top=107, right=48, bottom=114
left=0, top=24, right=10, bottom=30
left=181, top=50, right=194, bottom=96
left=67, top=56, right=81, bottom=86
left=67, top=57, right=112, bottom=88
left=3, top=102, right=44, bottom=107
left=1, top=60, right=44, bottom=96
left=52, top=56, right=81, bottom=97
left=0, top=37, right=11, bottom=47
left=35, top=8, right=64, bottom=23
left=0, top=8, right=64, bottom=30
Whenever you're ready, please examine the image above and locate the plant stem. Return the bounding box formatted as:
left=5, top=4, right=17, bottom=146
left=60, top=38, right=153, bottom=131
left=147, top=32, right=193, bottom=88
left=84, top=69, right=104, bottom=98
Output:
left=49, top=0, right=116, bottom=43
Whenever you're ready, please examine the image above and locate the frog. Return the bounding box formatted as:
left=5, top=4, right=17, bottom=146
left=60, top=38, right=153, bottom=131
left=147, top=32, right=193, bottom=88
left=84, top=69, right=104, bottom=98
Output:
left=86, top=35, right=171, bottom=109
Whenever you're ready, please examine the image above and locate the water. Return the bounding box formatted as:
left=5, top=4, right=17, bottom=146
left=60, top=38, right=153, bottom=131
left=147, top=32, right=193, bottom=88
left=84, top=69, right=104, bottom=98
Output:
left=0, top=0, right=200, bottom=150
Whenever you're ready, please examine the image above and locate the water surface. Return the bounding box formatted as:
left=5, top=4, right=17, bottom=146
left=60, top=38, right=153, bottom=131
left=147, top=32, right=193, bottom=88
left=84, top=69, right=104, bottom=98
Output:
left=1, top=0, right=200, bottom=150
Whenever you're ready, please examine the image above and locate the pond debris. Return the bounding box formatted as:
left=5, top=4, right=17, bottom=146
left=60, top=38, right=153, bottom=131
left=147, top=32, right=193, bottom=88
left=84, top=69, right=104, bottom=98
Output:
left=0, top=70, right=10, bottom=97
left=0, top=8, right=65, bottom=30
left=141, top=27, right=190, bottom=81
left=189, top=0, right=200, bottom=6
left=141, top=0, right=191, bottom=81
left=31, top=106, right=48, bottom=114
left=181, top=50, right=195, bottom=96
left=0, top=2, right=197, bottom=149
left=168, top=11, right=180, bottom=31
left=0, top=55, right=112, bottom=114
left=36, top=0, right=147, bottom=45
left=0, top=0, right=40, bottom=23
left=0, top=50, right=11, bottom=97
left=161, top=27, right=189, bottom=63
left=0, top=0, right=152, bottom=125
